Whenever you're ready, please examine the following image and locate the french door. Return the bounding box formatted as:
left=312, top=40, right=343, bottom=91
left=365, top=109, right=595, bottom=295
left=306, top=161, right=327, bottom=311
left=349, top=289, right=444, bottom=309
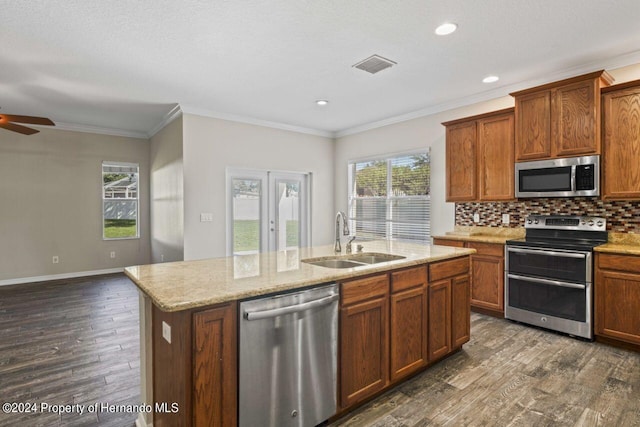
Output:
left=227, top=169, right=309, bottom=256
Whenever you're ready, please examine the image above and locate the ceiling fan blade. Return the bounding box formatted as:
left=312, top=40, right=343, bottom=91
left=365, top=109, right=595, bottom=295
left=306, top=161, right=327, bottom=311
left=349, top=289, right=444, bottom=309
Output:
left=1, top=114, right=55, bottom=126
left=0, top=121, right=40, bottom=135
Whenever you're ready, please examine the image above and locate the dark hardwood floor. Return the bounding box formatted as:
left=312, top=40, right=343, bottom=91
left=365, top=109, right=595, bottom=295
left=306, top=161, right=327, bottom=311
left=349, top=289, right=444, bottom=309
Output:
left=0, top=274, right=140, bottom=427
left=332, top=313, right=640, bottom=426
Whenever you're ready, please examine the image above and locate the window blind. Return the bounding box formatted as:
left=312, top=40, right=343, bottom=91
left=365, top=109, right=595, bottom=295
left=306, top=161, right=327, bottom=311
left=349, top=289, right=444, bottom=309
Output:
left=349, top=152, right=430, bottom=242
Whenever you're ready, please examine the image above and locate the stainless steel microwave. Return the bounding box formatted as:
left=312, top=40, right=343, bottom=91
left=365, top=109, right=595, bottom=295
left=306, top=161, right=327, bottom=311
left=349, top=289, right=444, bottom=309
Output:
left=515, top=155, right=600, bottom=198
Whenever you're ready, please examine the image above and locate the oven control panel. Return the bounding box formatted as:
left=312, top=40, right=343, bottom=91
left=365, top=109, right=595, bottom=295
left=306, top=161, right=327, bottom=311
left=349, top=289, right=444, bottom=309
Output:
left=525, top=215, right=606, bottom=231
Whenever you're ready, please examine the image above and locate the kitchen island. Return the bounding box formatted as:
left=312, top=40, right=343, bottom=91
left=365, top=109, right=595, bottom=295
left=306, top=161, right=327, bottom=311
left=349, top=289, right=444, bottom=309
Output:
left=125, top=240, right=475, bottom=426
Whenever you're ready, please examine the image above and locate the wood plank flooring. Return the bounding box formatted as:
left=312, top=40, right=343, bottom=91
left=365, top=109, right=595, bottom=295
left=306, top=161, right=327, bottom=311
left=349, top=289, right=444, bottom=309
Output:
left=332, top=313, right=640, bottom=426
left=0, top=274, right=140, bottom=427
left=1, top=275, right=639, bottom=426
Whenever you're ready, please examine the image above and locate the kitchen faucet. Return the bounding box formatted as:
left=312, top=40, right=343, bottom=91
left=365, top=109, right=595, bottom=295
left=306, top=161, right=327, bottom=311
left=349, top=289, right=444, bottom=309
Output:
left=334, top=211, right=350, bottom=253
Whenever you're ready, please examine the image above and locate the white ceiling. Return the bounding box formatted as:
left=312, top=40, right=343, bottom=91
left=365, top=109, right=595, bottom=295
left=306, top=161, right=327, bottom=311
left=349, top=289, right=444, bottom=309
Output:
left=2, top=0, right=640, bottom=138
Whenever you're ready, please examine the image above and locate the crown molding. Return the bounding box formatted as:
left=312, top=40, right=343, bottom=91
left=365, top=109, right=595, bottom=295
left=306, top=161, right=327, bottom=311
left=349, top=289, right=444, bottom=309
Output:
left=38, top=121, right=149, bottom=139
left=148, top=104, right=182, bottom=138
left=335, top=49, right=640, bottom=138
left=179, top=105, right=335, bottom=138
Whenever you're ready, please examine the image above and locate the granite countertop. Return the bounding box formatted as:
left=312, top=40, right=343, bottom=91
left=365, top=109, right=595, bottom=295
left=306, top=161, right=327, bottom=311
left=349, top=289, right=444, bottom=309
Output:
left=433, top=226, right=525, bottom=245
left=595, top=232, right=640, bottom=256
left=125, top=240, right=475, bottom=312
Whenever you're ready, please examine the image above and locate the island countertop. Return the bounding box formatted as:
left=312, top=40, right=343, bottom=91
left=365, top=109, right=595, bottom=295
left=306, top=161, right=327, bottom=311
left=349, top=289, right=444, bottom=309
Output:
left=125, top=240, right=475, bottom=312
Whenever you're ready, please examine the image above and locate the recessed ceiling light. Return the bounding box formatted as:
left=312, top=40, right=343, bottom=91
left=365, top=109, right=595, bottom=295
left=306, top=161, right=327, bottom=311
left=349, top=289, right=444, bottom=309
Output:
left=316, top=100, right=329, bottom=106
left=482, top=75, right=499, bottom=83
left=435, top=22, right=457, bottom=36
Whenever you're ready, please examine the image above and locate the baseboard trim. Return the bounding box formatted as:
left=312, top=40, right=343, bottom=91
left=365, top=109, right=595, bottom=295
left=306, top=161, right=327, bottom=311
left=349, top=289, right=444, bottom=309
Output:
left=0, top=268, right=125, bottom=287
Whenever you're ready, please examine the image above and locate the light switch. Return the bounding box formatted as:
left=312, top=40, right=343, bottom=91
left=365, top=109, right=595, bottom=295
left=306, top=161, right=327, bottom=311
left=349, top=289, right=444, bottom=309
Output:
left=200, top=213, right=213, bottom=222
left=502, top=213, right=510, bottom=225
left=162, top=321, right=171, bottom=344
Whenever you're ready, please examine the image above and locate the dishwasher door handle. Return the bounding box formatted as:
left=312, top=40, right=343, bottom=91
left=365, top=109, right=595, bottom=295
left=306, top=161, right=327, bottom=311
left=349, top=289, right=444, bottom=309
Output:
left=244, top=293, right=339, bottom=321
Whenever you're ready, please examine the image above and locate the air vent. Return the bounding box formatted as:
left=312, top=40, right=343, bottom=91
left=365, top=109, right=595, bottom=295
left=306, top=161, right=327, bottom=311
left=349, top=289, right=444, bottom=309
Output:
left=352, top=54, right=397, bottom=74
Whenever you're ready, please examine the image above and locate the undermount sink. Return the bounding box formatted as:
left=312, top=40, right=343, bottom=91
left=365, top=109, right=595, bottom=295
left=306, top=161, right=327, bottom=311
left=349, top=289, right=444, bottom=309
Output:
left=303, top=259, right=366, bottom=269
left=345, top=253, right=405, bottom=264
left=302, top=253, right=406, bottom=269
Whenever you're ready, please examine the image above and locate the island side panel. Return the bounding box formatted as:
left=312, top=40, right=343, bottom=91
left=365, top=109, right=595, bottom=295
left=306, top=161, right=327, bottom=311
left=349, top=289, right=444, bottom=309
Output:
left=152, top=305, right=193, bottom=426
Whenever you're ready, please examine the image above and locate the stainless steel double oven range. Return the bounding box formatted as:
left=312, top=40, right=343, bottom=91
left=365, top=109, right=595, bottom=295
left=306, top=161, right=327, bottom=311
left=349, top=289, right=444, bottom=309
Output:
left=505, top=215, right=607, bottom=340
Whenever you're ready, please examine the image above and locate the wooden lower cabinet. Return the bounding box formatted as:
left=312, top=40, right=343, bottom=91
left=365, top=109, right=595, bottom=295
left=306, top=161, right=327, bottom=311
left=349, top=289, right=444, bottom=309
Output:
left=193, top=304, right=237, bottom=427
left=433, top=238, right=504, bottom=316
left=339, top=260, right=470, bottom=411
left=595, top=253, right=640, bottom=345
left=340, top=274, right=390, bottom=408
left=389, top=267, right=428, bottom=381
left=151, top=302, right=237, bottom=427
left=428, top=279, right=452, bottom=361
left=451, top=274, right=471, bottom=348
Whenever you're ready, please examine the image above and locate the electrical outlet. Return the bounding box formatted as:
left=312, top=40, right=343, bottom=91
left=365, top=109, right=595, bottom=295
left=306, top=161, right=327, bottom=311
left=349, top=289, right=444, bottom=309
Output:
left=162, top=321, right=171, bottom=344
left=110, top=251, right=116, bottom=259
left=502, top=213, right=510, bottom=225
left=200, top=213, right=213, bottom=222
left=52, top=256, right=59, bottom=264
left=473, top=213, right=480, bottom=223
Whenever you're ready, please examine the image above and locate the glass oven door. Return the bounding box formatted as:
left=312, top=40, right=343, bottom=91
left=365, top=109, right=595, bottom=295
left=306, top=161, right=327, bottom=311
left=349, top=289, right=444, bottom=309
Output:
left=506, top=246, right=590, bottom=282
left=506, top=274, right=587, bottom=322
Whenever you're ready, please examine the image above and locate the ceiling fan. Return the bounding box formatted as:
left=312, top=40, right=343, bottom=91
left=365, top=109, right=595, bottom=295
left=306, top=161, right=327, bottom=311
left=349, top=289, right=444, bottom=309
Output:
left=0, top=109, right=55, bottom=135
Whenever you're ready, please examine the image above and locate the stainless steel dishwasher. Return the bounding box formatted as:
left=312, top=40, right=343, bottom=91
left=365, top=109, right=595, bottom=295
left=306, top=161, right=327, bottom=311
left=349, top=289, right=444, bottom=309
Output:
left=239, top=283, right=338, bottom=427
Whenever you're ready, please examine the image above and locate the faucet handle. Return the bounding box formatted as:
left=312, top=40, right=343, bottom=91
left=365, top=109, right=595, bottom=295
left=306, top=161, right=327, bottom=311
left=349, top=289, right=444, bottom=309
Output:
left=346, top=236, right=356, bottom=254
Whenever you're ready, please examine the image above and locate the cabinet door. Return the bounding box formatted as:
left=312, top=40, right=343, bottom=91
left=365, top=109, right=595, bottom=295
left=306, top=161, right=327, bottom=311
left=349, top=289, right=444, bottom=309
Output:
left=553, top=78, right=600, bottom=157
left=595, top=269, right=640, bottom=345
left=470, top=254, right=504, bottom=313
left=478, top=112, right=515, bottom=200
left=451, top=274, right=471, bottom=348
left=602, top=85, right=640, bottom=199
left=428, top=279, right=451, bottom=361
left=446, top=121, right=477, bottom=201
left=193, top=303, right=237, bottom=427
left=390, top=286, right=427, bottom=381
left=515, top=90, right=552, bottom=160
left=340, top=296, right=389, bottom=408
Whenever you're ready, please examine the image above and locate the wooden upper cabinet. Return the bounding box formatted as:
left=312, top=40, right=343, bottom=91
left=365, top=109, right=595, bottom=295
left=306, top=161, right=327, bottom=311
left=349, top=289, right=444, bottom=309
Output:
left=477, top=111, right=515, bottom=200
left=511, top=70, right=613, bottom=161
left=444, top=108, right=515, bottom=202
left=514, top=90, right=552, bottom=160
left=602, top=80, right=640, bottom=200
left=445, top=120, right=477, bottom=201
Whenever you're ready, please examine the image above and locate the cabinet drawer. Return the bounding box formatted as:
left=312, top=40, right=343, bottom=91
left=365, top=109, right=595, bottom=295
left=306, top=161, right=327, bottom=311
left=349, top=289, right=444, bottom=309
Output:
left=341, top=274, right=389, bottom=306
left=433, top=238, right=465, bottom=248
left=467, top=242, right=504, bottom=257
left=429, top=257, right=470, bottom=282
left=391, top=266, right=427, bottom=293
left=597, top=253, right=640, bottom=274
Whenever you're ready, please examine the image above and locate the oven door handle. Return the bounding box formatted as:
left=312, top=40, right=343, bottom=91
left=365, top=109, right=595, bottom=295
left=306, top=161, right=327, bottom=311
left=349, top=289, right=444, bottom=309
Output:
left=507, top=273, right=586, bottom=289
left=507, top=247, right=587, bottom=259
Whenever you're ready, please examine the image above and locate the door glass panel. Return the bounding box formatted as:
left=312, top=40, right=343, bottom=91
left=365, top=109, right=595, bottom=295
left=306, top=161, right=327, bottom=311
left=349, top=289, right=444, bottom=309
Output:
left=232, top=179, right=261, bottom=254
left=276, top=180, right=300, bottom=251
left=508, top=278, right=586, bottom=322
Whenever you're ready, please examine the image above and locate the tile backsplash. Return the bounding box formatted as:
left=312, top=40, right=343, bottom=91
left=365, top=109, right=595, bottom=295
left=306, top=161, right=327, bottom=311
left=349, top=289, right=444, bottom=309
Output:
left=455, top=198, right=640, bottom=233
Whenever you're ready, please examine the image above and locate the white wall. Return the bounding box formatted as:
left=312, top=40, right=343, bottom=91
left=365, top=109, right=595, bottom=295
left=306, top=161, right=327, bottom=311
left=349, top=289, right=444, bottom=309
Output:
left=150, top=116, right=184, bottom=263
left=182, top=114, right=335, bottom=260
left=0, top=128, right=150, bottom=282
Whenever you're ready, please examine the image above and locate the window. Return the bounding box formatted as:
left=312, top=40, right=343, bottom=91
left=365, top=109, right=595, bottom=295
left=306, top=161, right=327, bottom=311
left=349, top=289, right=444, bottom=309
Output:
left=348, top=151, right=430, bottom=242
left=102, top=161, right=139, bottom=239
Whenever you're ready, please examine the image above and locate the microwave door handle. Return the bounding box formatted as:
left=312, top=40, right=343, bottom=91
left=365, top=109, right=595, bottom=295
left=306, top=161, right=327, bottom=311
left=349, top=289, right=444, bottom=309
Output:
left=507, top=247, right=587, bottom=259
left=507, top=274, right=586, bottom=290
left=571, top=165, right=576, bottom=192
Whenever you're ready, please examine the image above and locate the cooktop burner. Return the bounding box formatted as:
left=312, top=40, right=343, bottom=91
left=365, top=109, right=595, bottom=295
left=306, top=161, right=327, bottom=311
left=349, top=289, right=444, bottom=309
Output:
left=506, top=215, right=608, bottom=251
